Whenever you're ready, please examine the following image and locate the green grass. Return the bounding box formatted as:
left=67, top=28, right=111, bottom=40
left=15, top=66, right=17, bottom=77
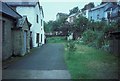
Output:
left=65, top=43, right=119, bottom=79
left=46, top=36, right=66, bottom=43
left=47, top=36, right=119, bottom=79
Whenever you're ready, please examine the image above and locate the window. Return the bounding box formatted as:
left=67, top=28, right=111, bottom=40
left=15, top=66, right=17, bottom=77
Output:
left=41, top=19, right=42, bottom=26
left=36, top=15, right=39, bottom=23
left=97, top=14, right=99, bottom=19
left=91, top=16, right=92, bottom=20
left=2, top=20, right=5, bottom=42
left=107, top=12, right=110, bottom=19
left=36, top=33, right=39, bottom=43
left=41, top=34, right=42, bottom=43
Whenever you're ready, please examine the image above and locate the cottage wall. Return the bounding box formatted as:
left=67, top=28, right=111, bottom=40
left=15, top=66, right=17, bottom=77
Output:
left=12, top=19, right=30, bottom=56
left=35, top=3, right=45, bottom=45
left=0, top=17, right=2, bottom=61
left=16, top=3, right=45, bottom=47
left=22, top=20, right=30, bottom=54
left=12, top=29, right=22, bottom=56
left=1, top=16, right=14, bottom=60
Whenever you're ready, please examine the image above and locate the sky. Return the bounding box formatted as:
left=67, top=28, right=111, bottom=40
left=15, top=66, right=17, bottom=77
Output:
left=40, top=0, right=102, bottom=22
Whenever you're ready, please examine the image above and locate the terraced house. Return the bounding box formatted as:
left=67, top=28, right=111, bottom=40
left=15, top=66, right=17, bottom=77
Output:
left=7, top=0, right=45, bottom=48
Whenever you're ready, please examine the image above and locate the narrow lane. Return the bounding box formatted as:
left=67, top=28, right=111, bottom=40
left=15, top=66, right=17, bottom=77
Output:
left=3, top=44, right=71, bottom=79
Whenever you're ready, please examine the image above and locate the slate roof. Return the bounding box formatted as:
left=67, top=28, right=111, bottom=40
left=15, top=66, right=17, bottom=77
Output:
left=90, top=3, right=108, bottom=11
left=6, top=1, right=44, bottom=18
left=0, top=2, right=22, bottom=19
left=105, top=5, right=119, bottom=11
left=17, top=16, right=31, bottom=28
left=40, top=6, right=44, bottom=18
left=6, top=2, right=37, bottom=7
left=68, top=12, right=80, bottom=17
left=57, top=13, right=68, bottom=16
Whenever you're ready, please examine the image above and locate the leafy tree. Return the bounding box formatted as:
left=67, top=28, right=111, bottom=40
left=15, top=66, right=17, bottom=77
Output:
left=82, top=2, right=95, bottom=11
left=44, top=21, right=54, bottom=33
left=44, top=15, right=68, bottom=33
left=69, top=7, right=79, bottom=15
left=74, top=15, right=89, bottom=33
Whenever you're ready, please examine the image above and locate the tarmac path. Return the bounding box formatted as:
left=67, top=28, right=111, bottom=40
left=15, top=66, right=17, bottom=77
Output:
left=3, top=44, right=71, bottom=80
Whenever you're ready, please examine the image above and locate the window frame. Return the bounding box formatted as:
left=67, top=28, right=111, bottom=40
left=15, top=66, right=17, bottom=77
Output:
left=36, top=14, right=39, bottom=23
left=36, top=33, right=39, bottom=43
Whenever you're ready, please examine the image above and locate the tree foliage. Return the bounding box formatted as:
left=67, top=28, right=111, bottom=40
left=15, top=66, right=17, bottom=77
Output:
left=44, top=16, right=68, bottom=33
left=74, top=16, right=89, bottom=33
left=69, top=6, right=79, bottom=15
left=82, top=2, right=95, bottom=11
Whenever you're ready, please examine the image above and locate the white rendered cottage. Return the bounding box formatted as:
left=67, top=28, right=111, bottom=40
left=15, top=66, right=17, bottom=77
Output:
left=7, top=1, right=45, bottom=47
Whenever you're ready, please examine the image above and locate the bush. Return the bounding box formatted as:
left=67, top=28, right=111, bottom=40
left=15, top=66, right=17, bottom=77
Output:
left=67, top=41, right=76, bottom=52
left=82, top=29, right=98, bottom=44
left=66, top=41, right=76, bottom=59
left=81, top=21, right=118, bottom=50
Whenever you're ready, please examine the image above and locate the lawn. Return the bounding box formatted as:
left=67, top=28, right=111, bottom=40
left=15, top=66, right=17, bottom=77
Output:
left=47, top=36, right=119, bottom=79
left=46, top=36, right=66, bottom=43
left=65, top=43, right=119, bottom=79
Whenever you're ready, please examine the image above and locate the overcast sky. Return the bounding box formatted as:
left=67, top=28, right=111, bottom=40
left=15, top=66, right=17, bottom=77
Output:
left=2, top=0, right=118, bottom=22
left=40, top=0, right=102, bottom=22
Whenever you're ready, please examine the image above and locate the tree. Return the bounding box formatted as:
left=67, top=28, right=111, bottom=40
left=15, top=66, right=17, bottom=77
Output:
left=44, top=15, right=68, bottom=33
left=82, top=2, right=95, bottom=11
left=74, top=16, right=89, bottom=33
left=44, top=21, right=54, bottom=33
left=69, top=7, right=79, bottom=15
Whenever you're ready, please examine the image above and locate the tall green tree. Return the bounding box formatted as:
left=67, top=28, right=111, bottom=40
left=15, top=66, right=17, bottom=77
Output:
left=69, top=6, right=79, bottom=15
left=44, top=21, right=54, bottom=33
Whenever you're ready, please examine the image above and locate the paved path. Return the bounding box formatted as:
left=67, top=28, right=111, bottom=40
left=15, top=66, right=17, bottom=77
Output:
left=3, top=44, right=71, bottom=79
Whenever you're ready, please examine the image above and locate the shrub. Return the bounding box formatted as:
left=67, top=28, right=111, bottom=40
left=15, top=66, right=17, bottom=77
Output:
left=66, top=40, right=76, bottom=59
left=82, top=29, right=98, bottom=44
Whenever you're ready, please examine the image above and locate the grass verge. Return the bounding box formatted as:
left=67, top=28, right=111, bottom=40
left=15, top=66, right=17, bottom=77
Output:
left=64, top=42, right=119, bottom=79
left=46, top=36, right=66, bottom=43
left=46, top=36, right=119, bottom=79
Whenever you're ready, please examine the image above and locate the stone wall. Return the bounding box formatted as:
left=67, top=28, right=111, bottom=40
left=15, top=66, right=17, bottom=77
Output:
left=21, top=19, right=30, bottom=55
left=12, top=19, right=30, bottom=56
left=12, top=29, right=22, bottom=56
left=1, top=16, right=14, bottom=60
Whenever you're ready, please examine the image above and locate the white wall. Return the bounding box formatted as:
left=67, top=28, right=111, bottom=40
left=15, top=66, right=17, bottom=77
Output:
left=35, top=3, right=45, bottom=44
left=16, top=3, right=45, bottom=47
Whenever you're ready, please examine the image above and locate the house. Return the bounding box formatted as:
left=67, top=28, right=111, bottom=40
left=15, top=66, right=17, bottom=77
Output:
left=66, top=12, right=80, bottom=23
left=88, top=2, right=115, bottom=22
left=56, top=13, right=68, bottom=20
left=109, top=4, right=120, bottom=22
left=0, top=2, right=22, bottom=60
left=12, top=16, right=31, bottom=56
left=7, top=1, right=45, bottom=47
left=0, top=2, right=32, bottom=60
left=82, top=10, right=89, bottom=19
left=81, top=2, right=95, bottom=19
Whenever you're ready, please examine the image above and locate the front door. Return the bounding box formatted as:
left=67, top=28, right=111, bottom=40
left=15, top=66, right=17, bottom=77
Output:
left=23, top=31, right=27, bottom=55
